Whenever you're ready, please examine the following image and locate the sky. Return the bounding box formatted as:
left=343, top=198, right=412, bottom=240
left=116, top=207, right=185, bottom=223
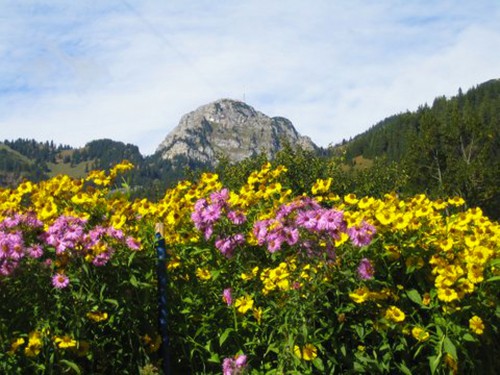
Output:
left=1, top=1, right=500, bottom=156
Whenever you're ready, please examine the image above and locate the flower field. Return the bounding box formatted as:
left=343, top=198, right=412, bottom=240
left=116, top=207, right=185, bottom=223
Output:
left=0, top=161, right=498, bottom=374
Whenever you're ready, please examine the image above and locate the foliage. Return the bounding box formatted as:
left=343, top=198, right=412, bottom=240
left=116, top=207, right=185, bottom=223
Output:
left=1, top=161, right=498, bottom=374
left=342, top=79, right=500, bottom=218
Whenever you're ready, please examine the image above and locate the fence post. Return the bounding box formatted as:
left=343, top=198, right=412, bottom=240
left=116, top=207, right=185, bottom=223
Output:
left=155, top=223, right=171, bottom=374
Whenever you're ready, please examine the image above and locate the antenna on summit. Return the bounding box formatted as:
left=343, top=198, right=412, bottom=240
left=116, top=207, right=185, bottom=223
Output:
left=243, top=88, right=246, bottom=103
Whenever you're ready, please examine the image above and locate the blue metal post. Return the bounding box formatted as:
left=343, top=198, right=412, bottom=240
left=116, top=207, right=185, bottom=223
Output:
left=155, top=225, right=171, bottom=374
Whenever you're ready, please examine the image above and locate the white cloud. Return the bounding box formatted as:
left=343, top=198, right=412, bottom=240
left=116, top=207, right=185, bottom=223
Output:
left=1, top=0, right=499, bottom=155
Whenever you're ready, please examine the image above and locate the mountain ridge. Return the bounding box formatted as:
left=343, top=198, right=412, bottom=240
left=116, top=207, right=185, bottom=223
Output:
left=156, top=98, right=317, bottom=166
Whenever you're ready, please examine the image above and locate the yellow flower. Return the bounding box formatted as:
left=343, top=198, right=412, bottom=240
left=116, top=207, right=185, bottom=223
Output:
left=448, top=196, right=465, bottom=206
left=358, top=196, right=375, bottom=209
left=24, top=331, right=42, bottom=357
left=110, top=160, right=134, bottom=175
left=437, top=287, right=459, bottom=302
left=253, top=307, right=263, bottom=323
left=195, top=268, right=212, bottom=281
left=392, top=212, right=412, bottom=230
left=344, top=193, right=358, bottom=205
left=422, top=292, right=431, bottom=306
left=54, top=335, right=77, bottom=349
left=86, top=311, right=109, bottom=322
left=234, top=295, right=254, bottom=314
left=438, top=238, right=454, bottom=251
left=241, top=266, right=259, bottom=281
left=38, top=198, right=58, bottom=221
left=469, top=316, right=485, bottom=335
left=465, top=235, right=480, bottom=248
left=411, top=327, right=430, bottom=342
left=8, top=337, right=25, bottom=355
left=110, top=213, right=127, bottom=229
left=167, top=256, right=181, bottom=271
left=375, top=209, right=396, bottom=226
left=349, top=287, right=370, bottom=304
left=294, top=343, right=318, bottom=361
left=311, top=178, right=332, bottom=195
left=467, top=264, right=484, bottom=284
left=385, top=306, right=405, bottom=323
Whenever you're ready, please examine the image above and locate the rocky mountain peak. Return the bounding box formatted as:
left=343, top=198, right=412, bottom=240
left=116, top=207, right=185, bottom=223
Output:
left=156, top=98, right=317, bottom=166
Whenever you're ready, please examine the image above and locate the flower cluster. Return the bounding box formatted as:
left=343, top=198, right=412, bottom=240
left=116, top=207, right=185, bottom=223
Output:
left=191, top=188, right=247, bottom=258
left=222, top=354, right=247, bottom=375
left=252, top=197, right=376, bottom=256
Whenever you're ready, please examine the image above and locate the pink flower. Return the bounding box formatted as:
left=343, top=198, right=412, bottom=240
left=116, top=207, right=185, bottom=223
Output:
left=295, top=210, right=319, bottom=231
left=357, top=258, right=375, bottom=280
left=227, top=211, right=246, bottom=225
left=0, top=260, right=18, bottom=276
left=52, top=273, right=70, bottom=289
left=317, top=209, right=345, bottom=232
left=222, top=354, right=247, bottom=375
left=215, top=234, right=245, bottom=258
left=27, top=244, right=44, bottom=259
left=223, top=288, right=233, bottom=306
left=348, top=221, right=376, bottom=247
left=125, top=236, right=141, bottom=250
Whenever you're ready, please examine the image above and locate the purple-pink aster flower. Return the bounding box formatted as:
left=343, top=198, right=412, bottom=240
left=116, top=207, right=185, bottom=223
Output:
left=210, top=188, right=229, bottom=205
left=125, top=236, right=141, bottom=250
left=52, top=273, right=70, bottom=289
left=317, top=209, right=345, bottom=232
left=27, top=244, right=44, bottom=259
left=0, top=260, right=18, bottom=276
left=223, top=288, right=233, bottom=306
left=222, top=354, right=247, bottom=375
left=227, top=210, right=246, bottom=225
left=295, top=210, right=319, bottom=231
left=357, top=258, right=375, bottom=280
left=215, top=234, right=245, bottom=258
left=347, top=221, right=376, bottom=247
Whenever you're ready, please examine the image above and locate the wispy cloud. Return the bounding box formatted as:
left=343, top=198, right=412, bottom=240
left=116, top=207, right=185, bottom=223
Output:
left=1, top=0, right=499, bottom=154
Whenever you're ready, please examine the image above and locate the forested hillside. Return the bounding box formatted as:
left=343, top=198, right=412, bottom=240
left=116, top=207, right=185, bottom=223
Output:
left=0, top=138, right=206, bottom=199
left=340, top=79, right=500, bottom=217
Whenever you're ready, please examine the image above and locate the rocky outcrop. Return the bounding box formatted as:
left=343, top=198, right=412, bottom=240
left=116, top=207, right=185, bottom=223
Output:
left=156, top=99, right=317, bottom=166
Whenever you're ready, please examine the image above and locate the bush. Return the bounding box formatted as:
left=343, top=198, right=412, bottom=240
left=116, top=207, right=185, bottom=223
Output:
left=1, top=162, right=498, bottom=374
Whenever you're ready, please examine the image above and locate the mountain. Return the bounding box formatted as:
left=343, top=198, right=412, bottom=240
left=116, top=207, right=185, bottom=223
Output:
left=156, top=99, right=317, bottom=166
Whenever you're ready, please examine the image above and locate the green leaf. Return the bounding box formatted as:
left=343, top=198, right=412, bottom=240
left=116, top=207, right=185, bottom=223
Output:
left=396, top=362, right=412, bottom=375
left=443, top=337, right=457, bottom=360
left=208, top=353, right=220, bottom=363
left=127, top=251, right=136, bottom=267
left=489, top=258, right=500, bottom=267
left=486, top=275, right=500, bottom=283
left=59, top=359, right=82, bottom=374
left=129, top=274, right=138, bottom=287
left=340, top=344, right=347, bottom=357
left=313, top=357, right=325, bottom=371
left=462, top=333, right=476, bottom=342
left=406, top=289, right=422, bottom=305
left=105, top=298, right=119, bottom=307
left=428, top=354, right=441, bottom=375
left=219, top=328, right=233, bottom=347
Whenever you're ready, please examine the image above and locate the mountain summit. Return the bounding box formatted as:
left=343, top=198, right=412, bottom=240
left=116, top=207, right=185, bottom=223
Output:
left=156, top=99, right=317, bottom=166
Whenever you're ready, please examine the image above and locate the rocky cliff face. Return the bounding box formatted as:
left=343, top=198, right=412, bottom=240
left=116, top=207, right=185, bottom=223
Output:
left=156, top=99, right=317, bottom=166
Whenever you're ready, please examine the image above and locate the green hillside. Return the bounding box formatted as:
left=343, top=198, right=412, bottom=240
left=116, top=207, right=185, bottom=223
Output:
left=338, top=79, right=500, bottom=217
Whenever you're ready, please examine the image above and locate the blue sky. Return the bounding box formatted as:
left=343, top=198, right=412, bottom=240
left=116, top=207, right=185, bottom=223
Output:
left=1, top=0, right=499, bottom=155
